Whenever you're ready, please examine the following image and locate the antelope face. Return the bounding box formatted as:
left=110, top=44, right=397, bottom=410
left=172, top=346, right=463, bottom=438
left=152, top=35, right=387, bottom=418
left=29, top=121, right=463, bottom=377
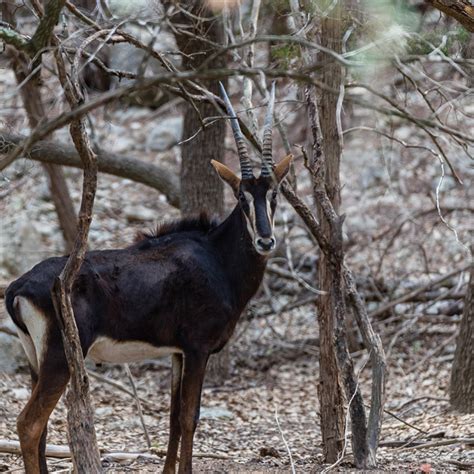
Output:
left=216, top=81, right=292, bottom=255
left=211, top=155, right=292, bottom=256
left=239, top=178, right=277, bottom=254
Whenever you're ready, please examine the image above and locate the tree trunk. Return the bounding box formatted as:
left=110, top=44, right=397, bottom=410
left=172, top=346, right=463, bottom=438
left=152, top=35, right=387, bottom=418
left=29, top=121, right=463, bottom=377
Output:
left=51, top=49, right=102, bottom=472
left=180, top=83, right=225, bottom=217
left=450, top=263, right=474, bottom=413
left=315, top=1, right=346, bottom=463
left=3, top=5, right=77, bottom=252
left=165, top=0, right=228, bottom=382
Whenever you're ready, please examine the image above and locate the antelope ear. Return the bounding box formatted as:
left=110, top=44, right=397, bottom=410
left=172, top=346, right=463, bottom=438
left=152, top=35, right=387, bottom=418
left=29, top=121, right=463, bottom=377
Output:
left=211, top=160, right=240, bottom=195
left=274, top=154, right=293, bottom=183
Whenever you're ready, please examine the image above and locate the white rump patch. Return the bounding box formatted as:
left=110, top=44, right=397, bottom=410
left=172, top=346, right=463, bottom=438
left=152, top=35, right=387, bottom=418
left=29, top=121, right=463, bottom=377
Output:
left=14, top=297, right=48, bottom=373
left=87, top=337, right=182, bottom=364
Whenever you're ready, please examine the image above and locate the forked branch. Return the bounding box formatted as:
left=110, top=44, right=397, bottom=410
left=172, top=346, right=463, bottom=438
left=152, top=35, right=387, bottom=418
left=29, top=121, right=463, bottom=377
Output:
left=49, top=47, right=102, bottom=473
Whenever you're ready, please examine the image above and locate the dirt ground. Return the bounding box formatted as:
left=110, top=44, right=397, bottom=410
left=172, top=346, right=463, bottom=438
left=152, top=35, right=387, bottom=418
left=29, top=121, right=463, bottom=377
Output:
left=1, top=304, right=473, bottom=473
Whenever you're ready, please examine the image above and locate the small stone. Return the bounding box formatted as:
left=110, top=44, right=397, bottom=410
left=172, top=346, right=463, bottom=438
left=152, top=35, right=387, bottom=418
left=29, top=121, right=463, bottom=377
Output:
left=124, top=206, right=156, bottom=223
left=95, top=406, right=114, bottom=417
left=146, top=117, right=183, bottom=152
left=0, top=333, right=27, bottom=374
left=11, top=388, right=30, bottom=400
left=200, top=406, right=233, bottom=420
left=34, top=222, right=56, bottom=237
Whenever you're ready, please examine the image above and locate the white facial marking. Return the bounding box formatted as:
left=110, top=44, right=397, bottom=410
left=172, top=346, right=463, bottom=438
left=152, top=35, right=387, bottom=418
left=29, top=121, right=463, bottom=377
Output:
left=243, top=191, right=254, bottom=204
left=87, top=336, right=182, bottom=364
left=265, top=189, right=274, bottom=225
left=14, top=297, right=47, bottom=372
left=243, top=191, right=256, bottom=239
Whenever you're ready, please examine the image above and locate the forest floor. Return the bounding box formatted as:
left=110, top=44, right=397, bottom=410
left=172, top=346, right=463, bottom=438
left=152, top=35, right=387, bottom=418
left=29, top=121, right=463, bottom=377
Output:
left=0, top=303, right=473, bottom=473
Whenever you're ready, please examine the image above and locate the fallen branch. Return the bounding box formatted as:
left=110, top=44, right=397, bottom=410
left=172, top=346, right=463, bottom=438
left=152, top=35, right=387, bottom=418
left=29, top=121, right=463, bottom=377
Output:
left=87, top=369, right=157, bottom=410
left=379, top=438, right=474, bottom=449
left=124, top=364, right=151, bottom=449
left=0, top=440, right=229, bottom=460
left=399, top=438, right=474, bottom=450
left=408, top=333, right=458, bottom=374
left=0, top=132, right=180, bottom=208
left=369, top=264, right=471, bottom=319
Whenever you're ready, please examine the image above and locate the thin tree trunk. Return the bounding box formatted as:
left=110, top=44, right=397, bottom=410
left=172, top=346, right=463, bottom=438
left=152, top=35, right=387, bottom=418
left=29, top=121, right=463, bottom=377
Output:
left=180, top=83, right=225, bottom=217
left=51, top=48, right=102, bottom=472
left=315, top=2, right=346, bottom=462
left=3, top=5, right=77, bottom=252
left=450, top=262, right=474, bottom=413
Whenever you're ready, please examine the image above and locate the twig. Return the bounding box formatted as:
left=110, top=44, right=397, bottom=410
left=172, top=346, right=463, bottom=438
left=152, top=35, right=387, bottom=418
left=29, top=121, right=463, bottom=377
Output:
left=274, top=408, right=296, bottom=474
left=397, top=396, right=449, bottom=412
left=124, top=364, right=151, bottom=449
left=382, top=408, right=429, bottom=435
left=408, top=333, right=458, bottom=374
left=447, top=460, right=474, bottom=470
left=0, top=440, right=228, bottom=460
left=398, top=438, right=474, bottom=451
left=86, top=369, right=157, bottom=410
left=369, top=265, right=471, bottom=319
left=322, top=360, right=367, bottom=474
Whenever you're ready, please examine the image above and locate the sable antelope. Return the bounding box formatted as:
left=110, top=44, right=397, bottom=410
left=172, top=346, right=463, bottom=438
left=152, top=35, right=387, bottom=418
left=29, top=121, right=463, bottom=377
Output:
left=5, top=83, right=292, bottom=474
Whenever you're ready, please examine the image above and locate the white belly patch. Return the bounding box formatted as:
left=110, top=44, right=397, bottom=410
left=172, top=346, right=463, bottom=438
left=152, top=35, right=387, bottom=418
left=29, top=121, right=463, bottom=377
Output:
left=14, top=297, right=48, bottom=373
left=87, top=337, right=182, bottom=364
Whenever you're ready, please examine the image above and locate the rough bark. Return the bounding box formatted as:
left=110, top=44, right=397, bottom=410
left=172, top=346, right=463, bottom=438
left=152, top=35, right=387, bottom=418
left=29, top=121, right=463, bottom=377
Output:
left=308, top=84, right=369, bottom=468
left=166, top=0, right=228, bottom=382
left=280, top=173, right=387, bottom=467
left=3, top=2, right=77, bottom=252
left=450, top=263, right=474, bottom=413
left=0, top=132, right=181, bottom=208
left=167, top=1, right=226, bottom=218
left=50, top=49, right=102, bottom=472
left=315, top=2, right=346, bottom=463
left=425, top=0, right=474, bottom=32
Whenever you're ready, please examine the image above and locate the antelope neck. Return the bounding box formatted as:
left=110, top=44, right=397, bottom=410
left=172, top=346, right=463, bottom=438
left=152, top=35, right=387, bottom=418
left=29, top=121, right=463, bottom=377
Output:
left=209, top=204, right=267, bottom=305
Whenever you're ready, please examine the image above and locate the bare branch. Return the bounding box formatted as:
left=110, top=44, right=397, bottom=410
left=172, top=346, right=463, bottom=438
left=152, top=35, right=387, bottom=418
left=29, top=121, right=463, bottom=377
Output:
left=29, top=0, right=67, bottom=55
left=425, top=0, right=474, bottom=32
left=0, top=131, right=180, bottom=208
left=0, top=24, right=30, bottom=50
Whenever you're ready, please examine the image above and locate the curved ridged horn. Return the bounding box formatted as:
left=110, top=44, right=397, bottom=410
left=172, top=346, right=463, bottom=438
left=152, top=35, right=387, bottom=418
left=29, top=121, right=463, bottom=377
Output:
left=219, top=82, right=254, bottom=180
left=261, top=82, right=275, bottom=178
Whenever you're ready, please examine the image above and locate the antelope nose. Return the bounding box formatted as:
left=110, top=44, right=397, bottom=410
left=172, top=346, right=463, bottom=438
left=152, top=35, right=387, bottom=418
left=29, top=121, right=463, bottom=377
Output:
left=256, top=237, right=276, bottom=252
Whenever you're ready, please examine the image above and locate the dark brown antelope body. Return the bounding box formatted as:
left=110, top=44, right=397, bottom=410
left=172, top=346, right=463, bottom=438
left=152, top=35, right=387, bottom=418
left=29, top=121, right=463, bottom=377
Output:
left=5, top=83, right=292, bottom=473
